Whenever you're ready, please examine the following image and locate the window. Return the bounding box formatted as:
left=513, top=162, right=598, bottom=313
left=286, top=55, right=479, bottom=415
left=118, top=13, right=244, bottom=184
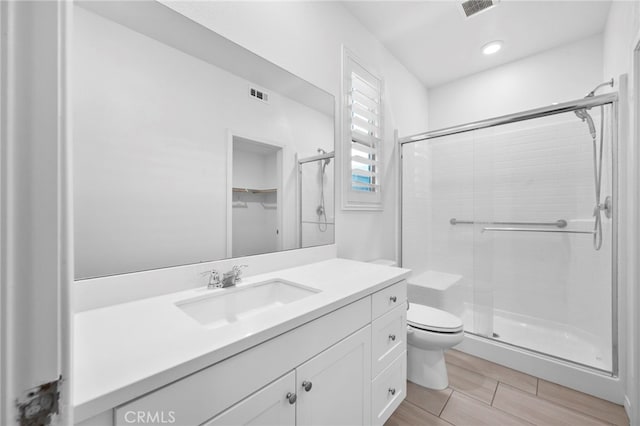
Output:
left=342, top=48, right=383, bottom=210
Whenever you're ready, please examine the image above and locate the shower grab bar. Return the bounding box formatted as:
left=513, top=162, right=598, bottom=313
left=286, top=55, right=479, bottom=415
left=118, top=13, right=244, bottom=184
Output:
left=482, top=227, right=595, bottom=234
left=450, top=218, right=567, bottom=228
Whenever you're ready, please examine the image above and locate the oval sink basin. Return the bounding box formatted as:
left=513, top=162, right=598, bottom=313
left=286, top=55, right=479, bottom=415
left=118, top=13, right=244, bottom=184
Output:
left=175, top=279, right=320, bottom=328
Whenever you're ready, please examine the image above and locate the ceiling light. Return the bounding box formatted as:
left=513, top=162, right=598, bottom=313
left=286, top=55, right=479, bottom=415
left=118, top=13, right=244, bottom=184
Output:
left=482, top=40, right=503, bottom=55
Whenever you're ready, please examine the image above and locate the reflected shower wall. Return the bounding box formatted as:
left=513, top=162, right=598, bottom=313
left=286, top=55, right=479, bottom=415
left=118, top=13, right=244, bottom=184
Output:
left=402, top=104, right=615, bottom=372
left=299, top=153, right=335, bottom=248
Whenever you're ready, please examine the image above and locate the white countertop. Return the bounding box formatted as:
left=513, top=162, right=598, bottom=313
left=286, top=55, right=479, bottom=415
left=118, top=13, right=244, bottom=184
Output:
left=74, top=258, right=411, bottom=421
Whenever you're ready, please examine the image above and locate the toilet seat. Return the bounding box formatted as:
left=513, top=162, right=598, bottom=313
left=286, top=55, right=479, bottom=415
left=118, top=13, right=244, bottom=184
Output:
left=407, top=303, right=463, bottom=334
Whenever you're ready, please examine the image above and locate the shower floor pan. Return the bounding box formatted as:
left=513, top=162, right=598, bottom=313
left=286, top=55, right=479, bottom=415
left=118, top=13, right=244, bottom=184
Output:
left=461, top=305, right=611, bottom=372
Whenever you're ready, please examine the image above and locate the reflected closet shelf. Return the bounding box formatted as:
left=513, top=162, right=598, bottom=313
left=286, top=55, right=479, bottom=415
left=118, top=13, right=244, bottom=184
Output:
left=232, top=187, right=277, bottom=194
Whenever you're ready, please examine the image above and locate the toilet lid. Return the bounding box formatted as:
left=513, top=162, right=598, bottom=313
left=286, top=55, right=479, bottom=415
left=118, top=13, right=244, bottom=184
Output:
left=407, top=303, right=463, bottom=333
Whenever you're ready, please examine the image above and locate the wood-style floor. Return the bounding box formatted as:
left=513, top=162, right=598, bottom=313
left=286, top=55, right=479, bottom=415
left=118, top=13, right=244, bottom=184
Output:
left=385, top=349, right=629, bottom=426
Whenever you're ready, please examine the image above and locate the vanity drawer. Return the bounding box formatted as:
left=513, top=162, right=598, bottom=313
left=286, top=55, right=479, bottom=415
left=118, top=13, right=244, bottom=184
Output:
left=372, top=281, right=406, bottom=319
left=372, top=303, right=407, bottom=377
left=371, top=351, right=406, bottom=426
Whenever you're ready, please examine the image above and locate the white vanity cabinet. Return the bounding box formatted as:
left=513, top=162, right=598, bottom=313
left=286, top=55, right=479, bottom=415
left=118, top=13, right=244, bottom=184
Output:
left=207, top=326, right=372, bottom=426
left=90, top=279, right=408, bottom=426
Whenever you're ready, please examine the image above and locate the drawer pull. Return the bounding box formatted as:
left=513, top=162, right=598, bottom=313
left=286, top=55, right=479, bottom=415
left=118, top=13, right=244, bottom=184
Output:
left=388, top=334, right=396, bottom=341
left=302, top=381, right=313, bottom=392
left=388, top=388, right=396, bottom=396
left=286, top=392, right=297, bottom=404
left=389, top=296, right=397, bottom=303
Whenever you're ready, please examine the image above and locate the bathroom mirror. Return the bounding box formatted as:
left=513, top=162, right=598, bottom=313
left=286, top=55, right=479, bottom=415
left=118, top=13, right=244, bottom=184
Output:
left=73, top=1, right=335, bottom=279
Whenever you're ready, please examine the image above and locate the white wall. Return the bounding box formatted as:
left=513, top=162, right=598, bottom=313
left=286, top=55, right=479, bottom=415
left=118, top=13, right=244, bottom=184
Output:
left=162, top=1, right=430, bottom=263
left=232, top=149, right=278, bottom=190
left=74, top=6, right=332, bottom=278
left=602, top=1, right=640, bottom=421
left=427, top=35, right=604, bottom=130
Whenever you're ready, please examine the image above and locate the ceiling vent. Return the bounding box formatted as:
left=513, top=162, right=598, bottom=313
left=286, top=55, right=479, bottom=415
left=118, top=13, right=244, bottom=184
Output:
left=249, top=85, right=269, bottom=104
left=460, top=0, right=499, bottom=18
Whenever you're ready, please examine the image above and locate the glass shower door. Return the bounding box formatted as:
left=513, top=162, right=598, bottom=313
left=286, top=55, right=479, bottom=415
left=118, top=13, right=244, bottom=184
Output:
left=401, top=103, right=615, bottom=373
left=470, top=108, right=613, bottom=372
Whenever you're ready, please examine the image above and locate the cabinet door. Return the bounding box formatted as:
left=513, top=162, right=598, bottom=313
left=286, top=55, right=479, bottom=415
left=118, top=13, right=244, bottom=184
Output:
left=204, top=371, right=296, bottom=426
left=296, top=326, right=371, bottom=426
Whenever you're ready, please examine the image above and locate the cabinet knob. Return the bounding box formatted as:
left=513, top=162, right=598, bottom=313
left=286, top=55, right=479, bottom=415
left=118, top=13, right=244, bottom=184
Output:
left=302, top=381, right=313, bottom=392
left=388, top=388, right=396, bottom=396
left=286, top=392, right=297, bottom=404
left=389, top=296, right=397, bottom=303
left=388, top=334, right=396, bottom=341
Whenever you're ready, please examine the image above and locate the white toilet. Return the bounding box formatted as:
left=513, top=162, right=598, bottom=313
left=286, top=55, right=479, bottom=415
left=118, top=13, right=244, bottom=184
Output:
left=407, top=302, right=464, bottom=390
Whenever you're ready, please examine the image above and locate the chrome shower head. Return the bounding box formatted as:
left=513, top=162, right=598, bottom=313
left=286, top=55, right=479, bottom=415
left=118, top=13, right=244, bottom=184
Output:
left=574, top=78, right=612, bottom=139
left=575, top=108, right=596, bottom=139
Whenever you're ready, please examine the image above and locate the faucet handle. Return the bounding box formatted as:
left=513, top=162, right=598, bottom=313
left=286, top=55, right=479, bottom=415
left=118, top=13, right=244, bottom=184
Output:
left=232, top=265, right=248, bottom=280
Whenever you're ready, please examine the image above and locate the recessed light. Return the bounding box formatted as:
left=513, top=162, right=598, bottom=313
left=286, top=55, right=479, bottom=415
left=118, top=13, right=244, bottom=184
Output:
left=482, top=40, right=503, bottom=55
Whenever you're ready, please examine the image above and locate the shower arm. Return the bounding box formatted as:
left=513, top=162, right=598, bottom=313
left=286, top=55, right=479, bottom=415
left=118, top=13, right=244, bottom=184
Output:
left=586, top=78, right=614, bottom=98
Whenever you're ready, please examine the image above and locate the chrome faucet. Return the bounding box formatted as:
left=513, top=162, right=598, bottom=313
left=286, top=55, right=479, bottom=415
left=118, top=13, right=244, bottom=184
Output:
left=202, top=265, right=247, bottom=289
left=201, top=270, right=222, bottom=289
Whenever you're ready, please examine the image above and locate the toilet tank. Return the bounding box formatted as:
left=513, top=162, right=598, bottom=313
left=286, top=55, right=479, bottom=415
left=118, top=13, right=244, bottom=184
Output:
left=368, top=259, right=397, bottom=267
left=408, top=270, right=464, bottom=317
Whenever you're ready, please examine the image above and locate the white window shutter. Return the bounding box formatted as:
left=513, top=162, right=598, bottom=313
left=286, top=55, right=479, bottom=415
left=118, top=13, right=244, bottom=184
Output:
left=342, top=48, right=383, bottom=210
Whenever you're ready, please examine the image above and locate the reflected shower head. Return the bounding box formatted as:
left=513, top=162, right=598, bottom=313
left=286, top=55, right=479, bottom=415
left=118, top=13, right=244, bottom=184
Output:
left=317, top=148, right=331, bottom=173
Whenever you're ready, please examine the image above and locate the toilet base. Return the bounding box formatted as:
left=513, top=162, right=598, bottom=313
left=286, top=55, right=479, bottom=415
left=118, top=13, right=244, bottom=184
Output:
left=407, top=345, right=449, bottom=390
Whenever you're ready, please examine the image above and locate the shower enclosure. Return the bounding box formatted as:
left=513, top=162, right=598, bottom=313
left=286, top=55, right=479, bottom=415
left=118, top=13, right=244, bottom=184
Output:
left=298, top=150, right=335, bottom=248
left=400, top=92, right=617, bottom=375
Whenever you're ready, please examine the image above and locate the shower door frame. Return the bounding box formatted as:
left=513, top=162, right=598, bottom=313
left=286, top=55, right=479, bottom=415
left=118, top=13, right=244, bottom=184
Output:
left=398, top=92, right=620, bottom=376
